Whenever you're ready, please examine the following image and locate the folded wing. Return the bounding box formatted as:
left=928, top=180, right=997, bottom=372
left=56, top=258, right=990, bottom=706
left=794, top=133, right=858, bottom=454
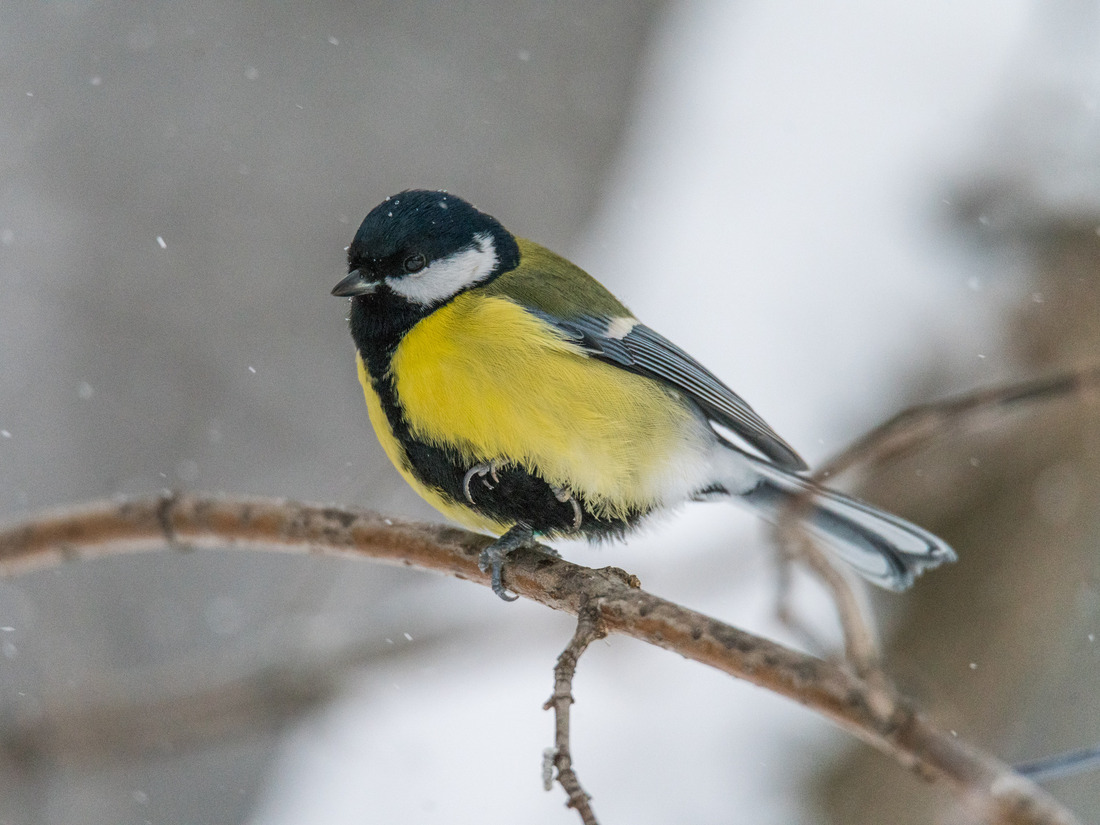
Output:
left=541, top=312, right=807, bottom=472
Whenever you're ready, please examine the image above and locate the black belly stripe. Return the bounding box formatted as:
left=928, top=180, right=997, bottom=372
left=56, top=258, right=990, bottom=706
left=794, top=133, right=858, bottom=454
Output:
left=349, top=293, right=650, bottom=538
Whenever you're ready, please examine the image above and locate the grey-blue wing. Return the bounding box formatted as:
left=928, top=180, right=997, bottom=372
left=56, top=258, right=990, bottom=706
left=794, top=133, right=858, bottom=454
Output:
left=545, top=313, right=807, bottom=472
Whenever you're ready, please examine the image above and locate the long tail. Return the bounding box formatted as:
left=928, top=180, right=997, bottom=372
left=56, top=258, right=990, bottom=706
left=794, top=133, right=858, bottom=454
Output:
left=732, top=455, right=956, bottom=591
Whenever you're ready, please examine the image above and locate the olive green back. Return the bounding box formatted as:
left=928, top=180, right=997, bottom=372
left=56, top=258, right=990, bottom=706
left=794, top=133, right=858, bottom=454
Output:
left=481, top=238, right=633, bottom=320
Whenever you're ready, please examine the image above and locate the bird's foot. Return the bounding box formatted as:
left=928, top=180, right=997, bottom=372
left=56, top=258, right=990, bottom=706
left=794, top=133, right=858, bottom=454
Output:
left=479, top=523, right=547, bottom=602
left=463, top=461, right=501, bottom=504
left=551, top=485, right=583, bottom=530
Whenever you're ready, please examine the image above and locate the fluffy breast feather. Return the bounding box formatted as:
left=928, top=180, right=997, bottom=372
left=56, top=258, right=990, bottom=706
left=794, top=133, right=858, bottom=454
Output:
left=356, top=353, right=510, bottom=533
left=389, top=292, right=711, bottom=519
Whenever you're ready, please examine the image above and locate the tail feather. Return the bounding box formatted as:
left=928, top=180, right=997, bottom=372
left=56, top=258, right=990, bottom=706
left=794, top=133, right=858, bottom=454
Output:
left=737, top=458, right=956, bottom=591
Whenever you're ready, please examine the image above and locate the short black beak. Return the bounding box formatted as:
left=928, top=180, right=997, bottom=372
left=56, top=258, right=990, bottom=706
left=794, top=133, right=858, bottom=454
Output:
left=331, top=269, right=377, bottom=297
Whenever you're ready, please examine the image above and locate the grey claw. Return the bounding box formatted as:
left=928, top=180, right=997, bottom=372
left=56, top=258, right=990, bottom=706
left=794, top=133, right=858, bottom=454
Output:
left=463, top=461, right=500, bottom=505
left=479, top=544, right=519, bottom=601
left=478, top=523, right=535, bottom=602
left=568, top=497, right=581, bottom=530
left=551, top=485, right=583, bottom=531
left=462, top=467, right=479, bottom=505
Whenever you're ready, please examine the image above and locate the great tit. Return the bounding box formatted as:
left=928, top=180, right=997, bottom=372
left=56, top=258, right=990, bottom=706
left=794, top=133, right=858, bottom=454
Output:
left=332, top=190, right=956, bottom=600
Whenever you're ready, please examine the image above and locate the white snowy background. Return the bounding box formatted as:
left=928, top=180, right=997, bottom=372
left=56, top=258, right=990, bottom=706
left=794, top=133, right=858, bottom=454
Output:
left=1, top=0, right=1083, bottom=823
left=250, top=2, right=1033, bottom=824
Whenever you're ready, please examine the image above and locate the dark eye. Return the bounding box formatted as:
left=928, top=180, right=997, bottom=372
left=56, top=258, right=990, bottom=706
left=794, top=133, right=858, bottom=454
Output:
left=403, top=253, right=426, bottom=274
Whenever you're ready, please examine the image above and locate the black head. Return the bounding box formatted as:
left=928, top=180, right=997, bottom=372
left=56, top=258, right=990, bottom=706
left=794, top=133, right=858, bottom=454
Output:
left=332, top=190, right=519, bottom=307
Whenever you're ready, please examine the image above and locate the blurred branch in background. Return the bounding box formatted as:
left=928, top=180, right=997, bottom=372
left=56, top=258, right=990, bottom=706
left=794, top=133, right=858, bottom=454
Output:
left=819, top=4, right=1100, bottom=822
left=0, top=470, right=1089, bottom=825
left=0, top=633, right=450, bottom=768
left=1016, top=745, right=1100, bottom=784
left=777, top=364, right=1100, bottom=674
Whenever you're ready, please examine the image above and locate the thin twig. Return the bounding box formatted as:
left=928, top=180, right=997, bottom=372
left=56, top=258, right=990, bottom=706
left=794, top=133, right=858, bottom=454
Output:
left=817, top=364, right=1100, bottom=482
left=774, top=363, right=1100, bottom=668
left=774, top=520, right=882, bottom=674
left=772, top=542, right=832, bottom=658
left=0, top=632, right=448, bottom=765
left=0, top=493, right=1080, bottom=825
left=543, top=598, right=606, bottom=824
left=1015, top=744, right=1100, bottom=784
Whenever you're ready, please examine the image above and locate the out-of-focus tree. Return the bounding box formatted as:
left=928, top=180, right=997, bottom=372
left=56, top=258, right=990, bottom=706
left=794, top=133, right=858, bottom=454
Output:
left=819, top=3, right=1100, bottom=821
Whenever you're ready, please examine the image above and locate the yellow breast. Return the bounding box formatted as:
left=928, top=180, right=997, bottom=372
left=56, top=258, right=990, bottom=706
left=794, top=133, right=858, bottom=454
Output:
left=356, top=354, right=511, bottom=534
left=386, top=292, right=701, bottom=521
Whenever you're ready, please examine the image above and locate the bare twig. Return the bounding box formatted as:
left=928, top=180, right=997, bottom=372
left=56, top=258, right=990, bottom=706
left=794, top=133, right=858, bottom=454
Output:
left=816, top=364, right=1100, bottom=482
left=1, top=632, right=448, bottom=766
left=774, top=363, right=1100, bottom=668
left=543, top=598, right=606, bottom=824
left=771, top=543, right=832, bottom=656
left=1015, top=744, right=1100, bottom=784
left=774, top=520, right=882, bottom=674
left=0, top=493, right=1080, bottom=824
left=5, top=661, right=333, bottom=765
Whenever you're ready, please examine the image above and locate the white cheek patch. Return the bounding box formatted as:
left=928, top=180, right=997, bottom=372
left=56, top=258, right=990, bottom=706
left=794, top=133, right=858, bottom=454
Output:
left=386, top=233, right=498, bottom=305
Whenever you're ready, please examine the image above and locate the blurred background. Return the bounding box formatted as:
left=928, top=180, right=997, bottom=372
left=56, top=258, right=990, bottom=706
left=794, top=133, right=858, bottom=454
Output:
left=1, top=0, right=1099, bottom=822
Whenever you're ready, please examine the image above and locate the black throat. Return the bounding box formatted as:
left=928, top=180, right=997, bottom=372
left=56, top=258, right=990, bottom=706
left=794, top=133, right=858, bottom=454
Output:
left=346, top=290, right=431, bottom=457
left=348, top=290, right=428, bottom=379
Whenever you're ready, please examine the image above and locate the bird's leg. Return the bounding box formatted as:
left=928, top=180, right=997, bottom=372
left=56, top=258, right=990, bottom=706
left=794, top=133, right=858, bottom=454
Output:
left=478, top=523, right=540, bottom=601
left=551, top=485, right=583, bottom=531
left=462, top=460, right=501, bottom=504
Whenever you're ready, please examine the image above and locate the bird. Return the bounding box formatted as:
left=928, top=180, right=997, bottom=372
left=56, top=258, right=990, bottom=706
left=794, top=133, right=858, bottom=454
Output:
left=332, top=190, right=956, bottom=600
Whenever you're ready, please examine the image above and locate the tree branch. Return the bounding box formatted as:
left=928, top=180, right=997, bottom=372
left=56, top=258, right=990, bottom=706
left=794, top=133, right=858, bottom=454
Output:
left=0, top=492, right=1080, bottom=824
left=1016, top=744, right=1100, bottom=784
left=774, top=363, right=1100, bottom=672
left=815, top=364, right=1100, bottom=483
left=543, top=598, right=606, bottom=823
